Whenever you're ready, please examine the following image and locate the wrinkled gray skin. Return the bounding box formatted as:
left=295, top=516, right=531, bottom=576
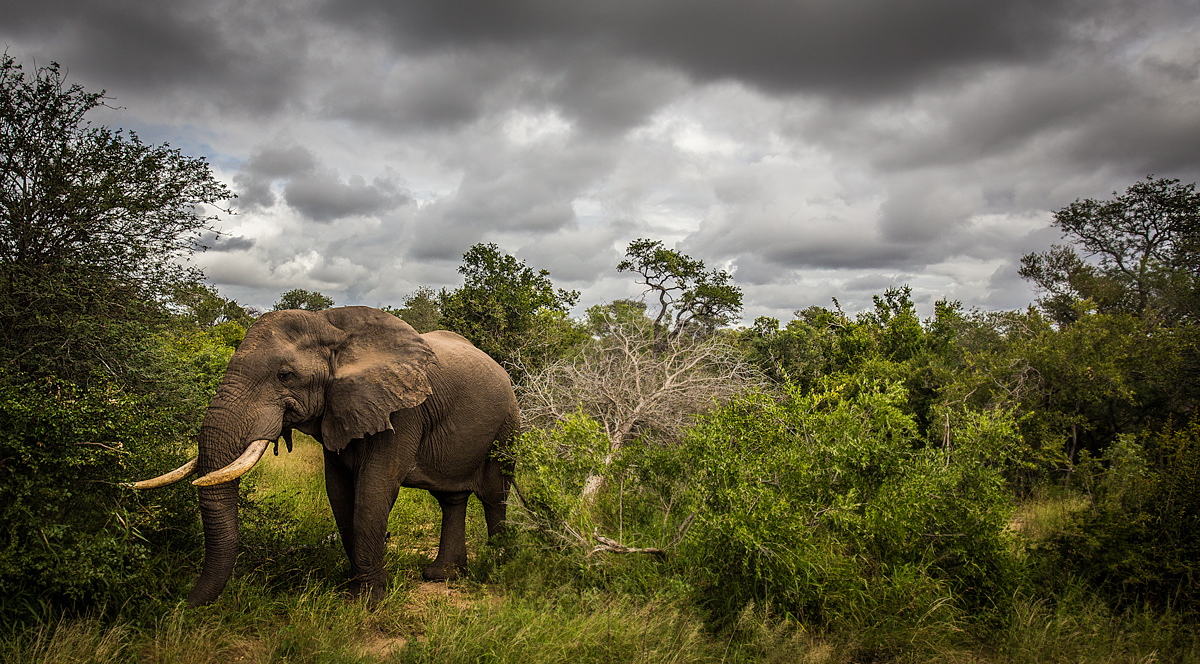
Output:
left=189, top=306, right=518, bottom=607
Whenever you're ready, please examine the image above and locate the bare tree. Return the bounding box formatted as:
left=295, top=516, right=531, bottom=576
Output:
left=518, top=312, right=763, bottom=497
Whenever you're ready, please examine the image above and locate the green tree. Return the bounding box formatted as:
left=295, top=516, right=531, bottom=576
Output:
left=0, top=54, right=232, bottom=382
left=171, top=282, right=256, bottom=329
left=383, top=286, right=441, bottom=333
left=1020, top=176, right=1200, bottom=325
left=0, top=54, right=228, bottom=613
left=439, top=243, right=583, bottom=373
left=273, top=288, right=334, bottom=312
left=617, top=239, right=742, bottom=349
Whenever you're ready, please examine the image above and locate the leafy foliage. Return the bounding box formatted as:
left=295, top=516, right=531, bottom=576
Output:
left=1045, top=420, right=1200, bottom=614
left=1020, top=176, right=1200, bottom=325
left=170, top=282, right=257, bottom=329
left=383, top=286, right=442, bottom=333
left=0, top=372, right=198, bottom=610
left=508, top=375, right=1022, bottom=648
left=439, top=243, right=584, bottom=373
left=670, top=378, right=1019, bottom=628
left=0, top=54, right=231, bottom=383
left=617, top=238, right=742, bottom=347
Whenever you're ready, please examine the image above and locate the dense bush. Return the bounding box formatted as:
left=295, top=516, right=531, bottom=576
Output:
left=0, top=372, right=199, bottom=612
left=1044, top=418, right=1200, bottom=614
left=509, top=373, right=1024, bottom=649
left=669, top=378, right=1021, bottom=630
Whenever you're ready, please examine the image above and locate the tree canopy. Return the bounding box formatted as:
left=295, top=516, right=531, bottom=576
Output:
left=0, top=54, right=231, bottom=609
left=439, top=242, right=582, bottom=372
left=273, top=288, right=334, bottom=312
left=383, top=286, right=441, bottom=333
left=0, top=54, right=231, bottom=381
left=1020, top=176, right=1200, bottom=325
left=617, top=238, right=742, bottom=347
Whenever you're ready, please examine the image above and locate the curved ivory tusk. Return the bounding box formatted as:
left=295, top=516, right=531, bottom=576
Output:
left=128, top=457, right=199, bottom=489
left=192, top=439, right=271, bottom=487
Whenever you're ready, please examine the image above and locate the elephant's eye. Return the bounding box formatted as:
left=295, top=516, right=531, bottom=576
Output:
left=277, top=370, right=294, bottom=381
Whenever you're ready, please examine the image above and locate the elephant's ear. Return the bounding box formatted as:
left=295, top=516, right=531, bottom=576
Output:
left=319, top=307, right=438, bottom=452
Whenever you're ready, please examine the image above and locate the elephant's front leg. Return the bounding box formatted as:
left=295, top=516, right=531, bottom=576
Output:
left=424, top=490, right=471, bottom=581
left=345, top=426, right=416, bottom=605
left=323, top=449, right=360, bottom=585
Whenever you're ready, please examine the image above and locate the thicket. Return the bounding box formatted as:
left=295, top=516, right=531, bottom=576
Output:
left=0, top=54, right=232, bottom=613
left=1044, top=421, right=1200, bottom=614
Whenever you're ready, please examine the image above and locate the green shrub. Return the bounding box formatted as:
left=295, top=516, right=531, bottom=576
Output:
left=666, top=377, right=1019, bottom=633
left=1045, top=419, right=1200, bottom=613
left=508, top=374, right=1022, bottom=651
left=509, top=410, right=612, bottom=540
left=0, top=372, right=199, bottom=614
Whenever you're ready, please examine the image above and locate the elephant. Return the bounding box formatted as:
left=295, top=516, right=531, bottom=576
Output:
left=133, top=306, right=519, bottom=606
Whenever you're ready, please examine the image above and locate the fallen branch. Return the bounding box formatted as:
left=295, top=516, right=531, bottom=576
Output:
left=588, top=528, right=667, bottom=559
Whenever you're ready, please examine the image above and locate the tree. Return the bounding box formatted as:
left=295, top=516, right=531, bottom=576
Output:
left=273, top=288, right=333, bottom=312
left=171, top=282, right=257, bottom=329
left=439, top=243, right=583, bottom=373
left=1020, top=176, right=1200, bottom=325
left=617, top=238, right=742, bottom=349
left=0, top=54, right=231, bottom=381
left=0, top=54, right=228, bottom=612
left=383, top=286, right=441, bottom=333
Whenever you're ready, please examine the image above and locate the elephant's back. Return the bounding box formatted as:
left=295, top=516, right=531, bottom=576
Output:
left=421, top=329, right=472, bottom=346
left=421, top=331, right=510, bottom=386
left=420, top=330, right=517, bottom=420
left=404, top=330, right=517, bottom=488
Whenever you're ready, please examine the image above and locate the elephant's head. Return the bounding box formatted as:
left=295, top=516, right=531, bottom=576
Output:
left=133, top=306, right=437, bottom=606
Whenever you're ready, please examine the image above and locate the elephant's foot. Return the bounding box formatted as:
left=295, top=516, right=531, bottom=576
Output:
left=421, top=560, right=465, bottom=582
left=347, top=576, right=387, bottom=607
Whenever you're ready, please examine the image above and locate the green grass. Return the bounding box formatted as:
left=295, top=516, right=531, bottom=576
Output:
left=1009, top=490, right=1090, bottom=544
left=3, top=438, right=1197, bottom=663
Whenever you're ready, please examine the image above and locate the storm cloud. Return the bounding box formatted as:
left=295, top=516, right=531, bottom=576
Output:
left=1, top=0, right=1196, bottom=319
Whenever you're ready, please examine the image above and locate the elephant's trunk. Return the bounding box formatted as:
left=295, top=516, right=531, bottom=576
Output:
left=187, top=479, right=240, bottom=606
left=187, top=399, right=280, bottom=607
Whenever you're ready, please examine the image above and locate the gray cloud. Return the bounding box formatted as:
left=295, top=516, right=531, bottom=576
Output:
left=407, top=133, right=620, bottom=260
left=3, top=0, right=308, bottom=116
left=232, top=144, right=409, bottom=221
left=2, top=0, right=1195, bottom=319
left=284, top=171, right=407, bottom=222
left=322, top=0, right=1093, bottom=99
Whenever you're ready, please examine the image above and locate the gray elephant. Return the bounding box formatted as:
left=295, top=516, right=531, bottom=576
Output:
left=134, top=306, right=519, bottom=606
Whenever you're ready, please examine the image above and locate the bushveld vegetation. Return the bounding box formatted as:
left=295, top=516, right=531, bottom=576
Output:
left=2, top=54, right=1200, bottom=662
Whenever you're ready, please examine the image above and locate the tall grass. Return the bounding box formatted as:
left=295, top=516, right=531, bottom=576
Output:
left=3, top=431, right=1197, bottom=663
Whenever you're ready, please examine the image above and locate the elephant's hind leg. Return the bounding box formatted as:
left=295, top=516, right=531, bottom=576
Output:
left=477, top=456, right=511, bottom=540
left=424, top=490, right=470, bottom=581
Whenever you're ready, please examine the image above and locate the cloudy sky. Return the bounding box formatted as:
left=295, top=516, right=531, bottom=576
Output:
left=4, top=0, right=1199, bottom=320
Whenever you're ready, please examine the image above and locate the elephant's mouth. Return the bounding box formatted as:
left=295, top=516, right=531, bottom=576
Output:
left=281, top=397, right=308, bottom=426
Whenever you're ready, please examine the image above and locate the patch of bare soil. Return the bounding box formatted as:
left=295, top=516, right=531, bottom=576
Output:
left=360, top=634, right=423, bottom=658
left=412, top=580, right=496, bottom=609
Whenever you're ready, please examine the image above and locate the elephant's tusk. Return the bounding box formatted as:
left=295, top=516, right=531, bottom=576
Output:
left=192, top=439, right=271, bottom=487
left=128, top=458, right=199, bottom=489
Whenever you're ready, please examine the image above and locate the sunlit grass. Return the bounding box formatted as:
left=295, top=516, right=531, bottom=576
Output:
left=1009, top=490, right=1090, bottom=543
